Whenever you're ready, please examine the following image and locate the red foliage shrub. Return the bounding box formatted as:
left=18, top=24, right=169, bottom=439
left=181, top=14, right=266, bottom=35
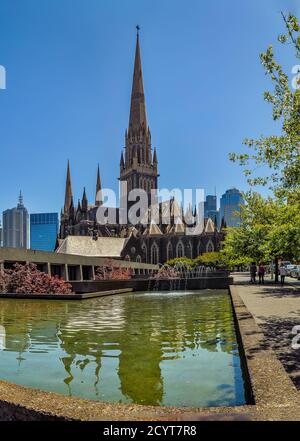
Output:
left=95, top=259, right=133, bottom=280
left=0, top=263, right=73, bottom=294
left=153, top=267, right=179, bottom=279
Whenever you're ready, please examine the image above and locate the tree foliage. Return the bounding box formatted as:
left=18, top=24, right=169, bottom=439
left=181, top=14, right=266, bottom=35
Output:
left=0, top=263, right=73, bottom=294
left=225, top=13, right=300, bottom=269
left=229, top=13, right=300, bottom=196
left=95, top=259, right=133, bottom=280
left=166, top=253, right=225, bottom=268
left=221, top=192, right=300, bottom=263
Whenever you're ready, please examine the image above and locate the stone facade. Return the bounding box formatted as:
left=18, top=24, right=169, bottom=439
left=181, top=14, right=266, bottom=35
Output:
left=59, top=29, right=225, bottom=264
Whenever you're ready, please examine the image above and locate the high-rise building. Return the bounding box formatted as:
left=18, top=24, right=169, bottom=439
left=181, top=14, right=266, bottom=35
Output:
left=204, top=195, right=219, bottom=227
left=204, top=195, right=217, bottom=217
left=30, top=213, right=59, bottom=252
left=3, top=192, right=29, bottom=249
left=219, top=188, right=244, bottom=227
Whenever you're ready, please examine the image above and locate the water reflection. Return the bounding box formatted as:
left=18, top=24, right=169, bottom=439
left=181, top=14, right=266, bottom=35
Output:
left=0, top=291, right=245, bottom=407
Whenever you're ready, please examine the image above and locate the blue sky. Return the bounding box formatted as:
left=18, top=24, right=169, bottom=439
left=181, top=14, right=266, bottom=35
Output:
left=0, top=0, right=299, bottom=216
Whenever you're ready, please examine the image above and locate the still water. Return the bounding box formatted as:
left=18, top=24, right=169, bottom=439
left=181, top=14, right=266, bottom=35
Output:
left=0, top=290, right=246, bottom=407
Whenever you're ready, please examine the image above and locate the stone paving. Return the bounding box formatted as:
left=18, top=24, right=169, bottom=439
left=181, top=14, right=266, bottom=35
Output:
left=233, top=272, right=300, bottom=390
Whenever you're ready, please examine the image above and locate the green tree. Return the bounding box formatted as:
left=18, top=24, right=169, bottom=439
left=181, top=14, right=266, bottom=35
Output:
left=194, top=252, right=225, bottom=268
left=225, top=13, right=300, bottom=282
left=229, top=13, right=300, bottom=197
left=221, top=192, right=300, bottom=280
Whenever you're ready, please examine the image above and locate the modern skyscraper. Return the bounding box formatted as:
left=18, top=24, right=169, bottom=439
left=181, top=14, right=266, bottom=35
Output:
left=3, top=192, right=29, bottom=249
left=30, top=213, right=59, bottom=252
left=219, top=188, right=244, bottom=227
left=204, top=195, right=219, bottom=226
left=204, top=195, right=217, bottom=217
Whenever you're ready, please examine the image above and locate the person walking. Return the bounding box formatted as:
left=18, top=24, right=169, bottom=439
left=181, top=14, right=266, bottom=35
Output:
left=250, top=262, right=257, bottom=284
left=279, top=264, right=287, bottom=286
left=258, top=263, right=265, bottom=284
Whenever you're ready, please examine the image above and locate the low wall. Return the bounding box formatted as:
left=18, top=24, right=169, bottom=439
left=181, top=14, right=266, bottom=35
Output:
left=71, top=276, right=233, bottom=293
left=0, top=288, right=133, bottom=300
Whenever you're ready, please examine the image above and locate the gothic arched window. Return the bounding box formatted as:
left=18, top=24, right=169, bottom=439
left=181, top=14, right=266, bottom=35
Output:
left=206, top=240, right=214, bottom=253
left=197, top=241, right=201, bottom=256
left=167, top=242, right=173, bottom=261
left=136, top=255, right=142, bottom=263
left=176, top=240, right=184, bottom=258
left=141, top=242, right=147, bottom=262
left=187, top=240, right=193, bottom=258
left=151, top=242, right=159, bottom=265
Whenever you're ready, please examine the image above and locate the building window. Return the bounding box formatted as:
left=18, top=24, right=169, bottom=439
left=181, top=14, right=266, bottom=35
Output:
left=187, top=240, right=193, bottom=258
left=176, top=240, right=184, bottom=258
left=166, top=242, right=173, bottom=260
left=136, top=255, right=141, bottom=263
left=125, top=255, right=131, bottom=261
left=197, top=241, right=201, bottom=256
left=141, top=242, right=147, bottom=262
left=206, top=240, right=214, bottom=253
left=151, top=242, right=159, bottom=264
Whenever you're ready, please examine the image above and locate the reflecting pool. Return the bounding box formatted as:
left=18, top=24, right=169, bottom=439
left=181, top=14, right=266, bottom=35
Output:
left=0, top=290, right=246, bottom=407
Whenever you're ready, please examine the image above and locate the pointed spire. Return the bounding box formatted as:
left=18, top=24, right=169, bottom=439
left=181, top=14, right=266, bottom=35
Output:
left=69, top=196, right=75, bottom=219
left=77, top=198, right=82, bottom=212
left=221, top=216, right=227, bottom=230
left=82, top=187, right=88, bottom=211
left=214, top=214, right=218, bottom=230
left=64, top=160, right=73, bottom=214
left=153, top=147, right=158, bottom=163
left=129, top=26, right=147, bottom=132
left=120, top=151, right=125, bottom=168
left=95, top=164, right=103, bottom=206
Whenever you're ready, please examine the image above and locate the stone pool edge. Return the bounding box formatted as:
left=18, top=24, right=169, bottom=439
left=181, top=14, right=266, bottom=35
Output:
left=0, top=286, right=299, bottom=421
left=0, top=288, right=133, bottom=300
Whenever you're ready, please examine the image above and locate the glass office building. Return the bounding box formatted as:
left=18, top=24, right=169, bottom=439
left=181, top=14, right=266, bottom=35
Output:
left=219, top=188, right=244, bottom=227
left=204, top=195, right=219, bottom=227
left=204, top=195, right=217, bottom=217
left=30, top=213, right=58, bottom=252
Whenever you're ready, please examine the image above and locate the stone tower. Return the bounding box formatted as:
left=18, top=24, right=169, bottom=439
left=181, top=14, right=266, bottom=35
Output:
left=120, top=27, right=159, bottom=201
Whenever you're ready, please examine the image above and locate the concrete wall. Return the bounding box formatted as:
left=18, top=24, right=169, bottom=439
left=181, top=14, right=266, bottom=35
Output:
left=71, top=276, right=233, bottom=293
left=0, top=247, right=159, bottom=283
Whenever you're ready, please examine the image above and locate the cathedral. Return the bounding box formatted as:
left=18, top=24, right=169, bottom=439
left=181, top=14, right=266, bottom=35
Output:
left=58, top=28, right=225, bottom=264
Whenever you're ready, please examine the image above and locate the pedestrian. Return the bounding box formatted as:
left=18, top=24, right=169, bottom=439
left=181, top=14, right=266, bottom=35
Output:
left=258, top=263, right=265, bottom=284
left=250, top=262, right=257, bottom=284
left=279, top=264, right=287, bottom=286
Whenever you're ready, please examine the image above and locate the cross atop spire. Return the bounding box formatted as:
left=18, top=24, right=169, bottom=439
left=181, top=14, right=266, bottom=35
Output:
left=129, top=26, right=147, bottom=131
left=136, top=24, right=140, bottom=35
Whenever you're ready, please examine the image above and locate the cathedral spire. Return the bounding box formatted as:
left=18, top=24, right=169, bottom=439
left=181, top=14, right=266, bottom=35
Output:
left=129, top=26, right=147, bottom=132
left=64, top=160, right=73, bottom=214
left=95, top=164, right=103, bottom=206
left=82, top=187, right=88, bottom=211
left=153, top=147, right=158, bottom=164
left=120, top=151, right=125, bottom=168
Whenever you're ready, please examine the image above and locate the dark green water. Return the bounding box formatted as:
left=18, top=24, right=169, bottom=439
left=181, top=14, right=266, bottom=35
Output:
left=0, top=290, right=246, bottom=407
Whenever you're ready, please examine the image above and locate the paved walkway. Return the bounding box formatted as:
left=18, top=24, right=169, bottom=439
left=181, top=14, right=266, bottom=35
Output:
left=233, top=273, right=300, bottom=389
